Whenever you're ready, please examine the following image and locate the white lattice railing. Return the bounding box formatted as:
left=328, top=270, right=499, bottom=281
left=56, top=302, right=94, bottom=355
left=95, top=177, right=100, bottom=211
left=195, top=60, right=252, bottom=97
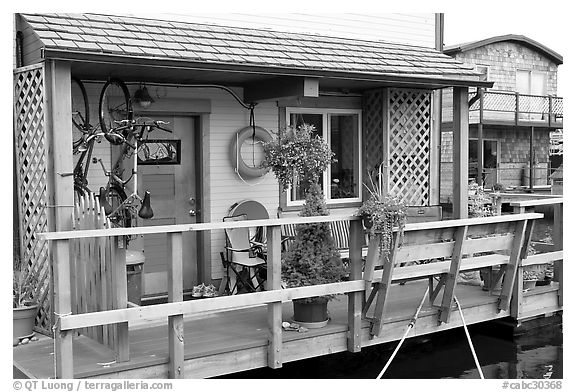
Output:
left=387, top=89, right=432, bottom=206
left=13, top=64, right=52, bottom=333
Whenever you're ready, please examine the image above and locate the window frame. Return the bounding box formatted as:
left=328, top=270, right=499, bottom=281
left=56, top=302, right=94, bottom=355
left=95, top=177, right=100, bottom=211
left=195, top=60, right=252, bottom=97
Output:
left=475, top=64, right=490, bottom=83
left=516, top=69, right=547, bottom=95
left=285, top=107, right=363, bottom=207
left=468, top=137, right=501, bottom=183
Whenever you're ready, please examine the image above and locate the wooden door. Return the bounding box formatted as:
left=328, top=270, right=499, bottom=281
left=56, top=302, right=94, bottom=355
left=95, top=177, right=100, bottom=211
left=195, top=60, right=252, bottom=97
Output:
left=137, top=116, right=198, bottom=296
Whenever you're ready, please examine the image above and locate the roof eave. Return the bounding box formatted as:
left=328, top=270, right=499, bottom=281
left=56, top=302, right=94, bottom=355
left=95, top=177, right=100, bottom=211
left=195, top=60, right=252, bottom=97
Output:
left=42, top=48, right=493, bottom=89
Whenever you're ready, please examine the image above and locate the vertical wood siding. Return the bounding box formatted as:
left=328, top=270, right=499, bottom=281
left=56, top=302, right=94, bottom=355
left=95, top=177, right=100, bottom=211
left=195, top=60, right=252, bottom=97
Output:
left=156, top=13, right=437, bottom=47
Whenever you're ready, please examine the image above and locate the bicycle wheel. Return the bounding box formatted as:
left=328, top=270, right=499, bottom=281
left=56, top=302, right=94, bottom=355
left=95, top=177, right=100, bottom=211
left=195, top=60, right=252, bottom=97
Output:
left=105, top=184, right=132, bottom=229
left=99, top=78, right=132, bottom=135
left=72, top=77, right=90, bottom=133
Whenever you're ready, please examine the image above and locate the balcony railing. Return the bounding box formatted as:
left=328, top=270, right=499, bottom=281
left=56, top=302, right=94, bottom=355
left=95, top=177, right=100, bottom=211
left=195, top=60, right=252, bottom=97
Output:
left=468, top=91, right=563, bottom=128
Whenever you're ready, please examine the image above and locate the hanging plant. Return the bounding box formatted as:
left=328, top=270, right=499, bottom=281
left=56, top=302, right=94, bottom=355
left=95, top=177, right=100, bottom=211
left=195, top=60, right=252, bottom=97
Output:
left=262, top=124, right=335, bottom=191
left=263, top=123, right=344, bottom=305
left=357, top=163, right=407, bottom=261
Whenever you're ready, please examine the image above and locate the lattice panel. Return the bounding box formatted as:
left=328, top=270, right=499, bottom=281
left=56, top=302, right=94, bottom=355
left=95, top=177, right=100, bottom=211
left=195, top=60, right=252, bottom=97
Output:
left=518, top=94, right=548, bottom=114
left=14, top=65, right=52, bottom=333
left=483, top=92, right=516, bottom=112
left=387, top=89, right=431, bottom=206
left=551, top=97, right=563, bottom=116
left=362, top=90, right=384, bottom=173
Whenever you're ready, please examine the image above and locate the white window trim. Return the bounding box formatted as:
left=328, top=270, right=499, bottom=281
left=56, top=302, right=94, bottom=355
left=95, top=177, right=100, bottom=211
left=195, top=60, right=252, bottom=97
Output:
left=285, top=107, right=363, bottom=206
left=516, top=69, right=548, bottom=96
left=475, top=64, right=490, bottom=83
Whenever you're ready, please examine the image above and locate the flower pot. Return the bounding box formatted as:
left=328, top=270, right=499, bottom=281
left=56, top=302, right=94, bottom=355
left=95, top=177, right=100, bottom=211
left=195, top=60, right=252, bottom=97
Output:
left=293, top=298, right=329, bottom=329
left=362, top=216, right=373, bottom=231
left=523, top=279, right=537, bottom=291
left=13, top=304, right=37, bottom=339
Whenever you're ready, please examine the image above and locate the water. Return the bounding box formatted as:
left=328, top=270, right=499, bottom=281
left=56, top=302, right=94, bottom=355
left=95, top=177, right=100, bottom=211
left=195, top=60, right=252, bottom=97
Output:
left=217, top=318, right=562, bottom=379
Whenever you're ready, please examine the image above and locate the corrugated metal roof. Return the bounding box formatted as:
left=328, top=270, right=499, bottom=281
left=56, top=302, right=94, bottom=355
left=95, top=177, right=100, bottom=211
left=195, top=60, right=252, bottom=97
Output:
left=21, top=13, right=485, bottom=83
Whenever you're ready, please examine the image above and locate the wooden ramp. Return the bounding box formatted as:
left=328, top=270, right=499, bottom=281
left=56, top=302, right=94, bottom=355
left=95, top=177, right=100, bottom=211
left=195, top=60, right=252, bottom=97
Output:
left=14, top=281, right=561, bottom=379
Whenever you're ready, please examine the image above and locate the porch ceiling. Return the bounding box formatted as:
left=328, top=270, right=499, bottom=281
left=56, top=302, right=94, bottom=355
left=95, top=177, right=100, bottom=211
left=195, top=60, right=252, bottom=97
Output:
left=20, top=13, right=493, bottom=91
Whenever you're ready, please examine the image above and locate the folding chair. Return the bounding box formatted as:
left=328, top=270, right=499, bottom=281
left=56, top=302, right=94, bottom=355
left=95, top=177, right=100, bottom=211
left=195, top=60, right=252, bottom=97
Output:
left=220, top=214, right=267, bottom=294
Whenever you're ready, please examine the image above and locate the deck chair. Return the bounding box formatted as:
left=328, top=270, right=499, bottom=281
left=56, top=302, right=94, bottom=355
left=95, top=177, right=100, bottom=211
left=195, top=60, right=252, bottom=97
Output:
left=220, top=214, right=267, bottom=294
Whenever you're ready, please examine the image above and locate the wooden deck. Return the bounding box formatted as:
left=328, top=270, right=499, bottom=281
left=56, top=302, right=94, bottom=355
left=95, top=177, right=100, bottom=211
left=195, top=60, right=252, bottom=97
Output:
left=14, top=280, right=561, bottom=379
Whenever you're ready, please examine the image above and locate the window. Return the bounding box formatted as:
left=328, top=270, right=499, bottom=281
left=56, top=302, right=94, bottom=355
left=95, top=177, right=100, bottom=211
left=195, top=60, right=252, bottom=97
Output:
left=516, top=69, right=547, bottom=95
left=286, top=108, right=361, bottom=205
left=475, top=65, right=490, bottom=82
left=469, top=138, right=499, bottom=188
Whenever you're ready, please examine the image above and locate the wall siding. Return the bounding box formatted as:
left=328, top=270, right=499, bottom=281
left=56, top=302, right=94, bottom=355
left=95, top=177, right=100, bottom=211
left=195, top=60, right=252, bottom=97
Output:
left=440, top=126, right=550, bottom=202
left=154, top=13, right=437, bottom=47
left=450, top=42, right=559, bottom=94
left=74, top=83, right=279, bottom=281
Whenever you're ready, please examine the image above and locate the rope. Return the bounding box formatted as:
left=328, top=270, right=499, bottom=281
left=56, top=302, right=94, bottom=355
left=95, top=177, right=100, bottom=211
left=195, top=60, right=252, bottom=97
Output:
left=376, top=285, right=430, bottom=379
left=454, top=295, right=485, bottom=379
left=52, top=311, right=72, bottom=378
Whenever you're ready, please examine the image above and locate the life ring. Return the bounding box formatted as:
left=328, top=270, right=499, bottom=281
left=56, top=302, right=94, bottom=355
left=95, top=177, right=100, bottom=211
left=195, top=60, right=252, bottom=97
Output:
left=230, top=126, right=272, bottom=179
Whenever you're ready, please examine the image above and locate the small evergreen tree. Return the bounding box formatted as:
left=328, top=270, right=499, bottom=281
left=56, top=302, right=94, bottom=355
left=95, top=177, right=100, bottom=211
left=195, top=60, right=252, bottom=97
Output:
left=281, top=182, right=346, bottom=302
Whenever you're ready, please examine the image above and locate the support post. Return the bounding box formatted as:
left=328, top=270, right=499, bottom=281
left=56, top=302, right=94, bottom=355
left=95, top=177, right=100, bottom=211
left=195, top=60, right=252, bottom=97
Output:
left=511, top=219, right=535, bottom=319
left=529, top=126, right=534, bottom=191
left=347, top=219, right=363, bottom=353
left=53, top=239, right=74, bottom=378
left=45, top=60, right=74, bottom=378
left=438, top=225, right=468, bottom=324
left=361, top=234, right=382, bottom=318
left=553, top=204, right=563, bottom=306
left=477, top=89, right=484, bottom=186
left=267, top=225, right=283, bottom=368
left=498, top=220, right=528, bottom=312
left=112, top=236, right=129, bottom=362
left=453, top=87, right=469, bottom=219
left=370, top=232, right=401, bottom=337
left=167, top=233, right=184, bottom=379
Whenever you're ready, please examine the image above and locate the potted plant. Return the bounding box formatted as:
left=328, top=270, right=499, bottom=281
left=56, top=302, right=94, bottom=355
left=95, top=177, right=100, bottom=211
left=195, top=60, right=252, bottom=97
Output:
left=13, top=255, right=39, bottom=345
left=263, top=124, right=346, bottom=328
left=357, top=163, right=407, bottom=262
left=522, top=269, right=539, bottom=291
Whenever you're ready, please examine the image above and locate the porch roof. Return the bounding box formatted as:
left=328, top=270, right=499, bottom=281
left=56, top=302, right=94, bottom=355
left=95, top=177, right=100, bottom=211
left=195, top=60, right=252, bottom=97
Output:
left=20, top=13, right=492, bottom=90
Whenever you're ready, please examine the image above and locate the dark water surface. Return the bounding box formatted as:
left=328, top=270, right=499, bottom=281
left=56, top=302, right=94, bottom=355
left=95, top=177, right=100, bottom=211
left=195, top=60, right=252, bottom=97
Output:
left=217, top=318, right=562, bottom=379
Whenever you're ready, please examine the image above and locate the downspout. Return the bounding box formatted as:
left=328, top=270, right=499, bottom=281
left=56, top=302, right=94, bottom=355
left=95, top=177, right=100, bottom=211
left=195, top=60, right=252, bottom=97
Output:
left=433, top=13, right=444, bottom=206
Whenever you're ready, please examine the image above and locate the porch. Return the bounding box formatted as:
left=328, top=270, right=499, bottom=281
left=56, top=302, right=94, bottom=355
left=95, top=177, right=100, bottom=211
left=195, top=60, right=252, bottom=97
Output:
left=15, top=207, right=563, bottom=379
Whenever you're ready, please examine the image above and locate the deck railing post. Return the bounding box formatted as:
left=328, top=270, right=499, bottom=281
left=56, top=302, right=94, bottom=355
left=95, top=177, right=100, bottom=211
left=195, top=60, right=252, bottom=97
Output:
left=347, top=219, right=363, bottom=352
left=167, top=232, right=184, bottom=378
left=553, top=203, right=563, bottom=306
left=266, top=225, right=283, bottom=368
left=515, top=92, right=520, bottom=125
left=53, top=238, right=74, bottom=378
left=498, top=220, right=528, bottom=312
left=112, top=236, right=129, bottom=362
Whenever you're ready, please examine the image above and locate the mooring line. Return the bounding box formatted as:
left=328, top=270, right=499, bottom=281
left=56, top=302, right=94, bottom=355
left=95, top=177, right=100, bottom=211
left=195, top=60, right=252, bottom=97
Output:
left=454, top=295, right=485, bottom=379
left=376, top=285, right=430, bottom=379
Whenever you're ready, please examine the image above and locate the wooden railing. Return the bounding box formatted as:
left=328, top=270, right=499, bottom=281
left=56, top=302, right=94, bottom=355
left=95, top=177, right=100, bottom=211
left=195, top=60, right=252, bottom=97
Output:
left=509, top=197, right=563, bottom=318
left=39, top=212, right=559, bottom=378
left=469, top=91, right=563, bottom=127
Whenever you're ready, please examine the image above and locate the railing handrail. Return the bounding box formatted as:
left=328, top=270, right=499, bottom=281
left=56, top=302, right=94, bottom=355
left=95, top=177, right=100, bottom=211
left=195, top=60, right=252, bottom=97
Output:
left=38, top=212, right=544, bottom=240
left=470, top=90, right=563, bottom=100
left=468, top=90, right=563, bottom=117
left=509, top=198, right=563, bottom=207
